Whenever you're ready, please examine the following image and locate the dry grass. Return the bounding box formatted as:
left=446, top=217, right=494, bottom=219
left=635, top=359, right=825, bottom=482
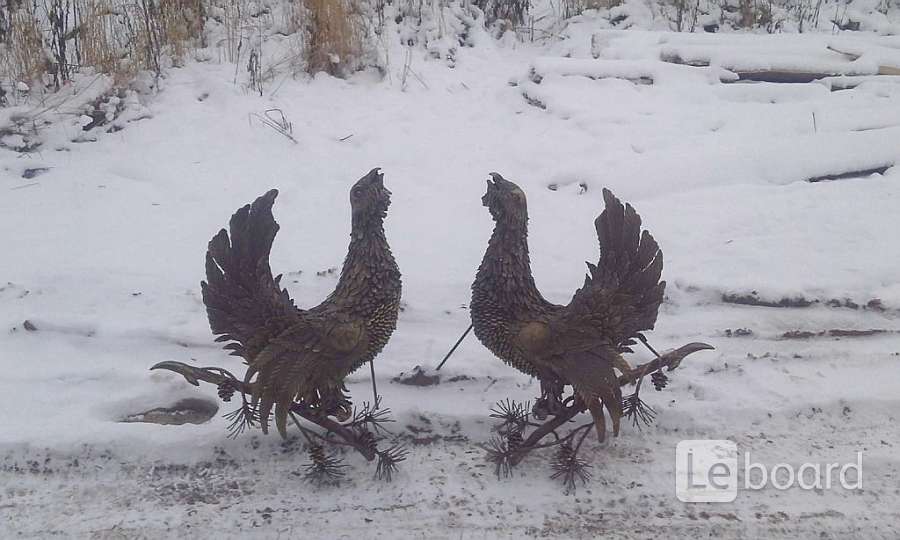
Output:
left=282, top=0, right=305, bottom=35
left=78, top=0, right=125, bottom=75
left=0, top=0, right=369, bottom=91
left=158, top=0, right=205, bottom=65
left=219, top=0, right=245, bottom=63
left=1, top=0, right=204, bottom=89
left=127, top=0, right=205, bottom=72
left=564, top=0, right=613, bottom=17
left=304, top=0, right=364, bottom=76
left=2, top=6, right=47, bottom=83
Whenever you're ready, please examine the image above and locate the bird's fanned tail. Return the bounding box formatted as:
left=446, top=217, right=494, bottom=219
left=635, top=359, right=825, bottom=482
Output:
left=201, top=189, right=300, bottom=363
left=566, top=188, right=666, bottom=353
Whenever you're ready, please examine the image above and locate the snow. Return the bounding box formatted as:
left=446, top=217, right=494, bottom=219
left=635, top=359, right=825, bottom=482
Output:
left=2, top=10, right=900, bottom=539
left=529, top=56, right=738, bottom=84
left=828, top=37, right=900, bottom=67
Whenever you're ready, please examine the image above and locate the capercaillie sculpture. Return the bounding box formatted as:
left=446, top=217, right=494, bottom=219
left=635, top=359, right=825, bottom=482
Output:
left=153, top=168, right=406, bottom=484
left=471, top=173, right=712, bottom=490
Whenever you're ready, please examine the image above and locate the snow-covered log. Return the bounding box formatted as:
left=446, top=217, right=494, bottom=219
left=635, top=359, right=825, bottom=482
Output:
left=529, top=57, right=737, bottom=86
left=827, top=43, right=900, bottom=76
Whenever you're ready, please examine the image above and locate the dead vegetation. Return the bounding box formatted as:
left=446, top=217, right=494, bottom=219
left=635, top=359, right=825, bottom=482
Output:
left=0, top=0, right=371, bottom=99
left=2, top=0, right=897, bottom=107
left=1, top=0, right=206, bottom=93
left=720, top=292, right=896, bottom=312
left=475, top=0, right=532, bottom=26
left=303, top=0, right=365, bottom=76
left=2, top=5, right=46, bottom=85
left=781, top=329, right=890, bottom=339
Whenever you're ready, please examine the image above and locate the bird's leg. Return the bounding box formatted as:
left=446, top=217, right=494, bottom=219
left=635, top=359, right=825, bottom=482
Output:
left=315, top=385, right=353, bottom=422
left=637, top=334, right=662, bottom=358
left=509, top=400, right=585, bottom=467
left=493, top=343, right=715, bottom=473
left=532, top=378, right=566, bottom=420
left=290, top=403, right=378, bottom=461
left=368, top=360, right=379, bottom=408
left=619, top=342, right=714, bottom=429
left=151, top=361, right=377, bottom=460
left=545, top=380, right=566, bottom=415
left=613, top=354, right=635, bottom=379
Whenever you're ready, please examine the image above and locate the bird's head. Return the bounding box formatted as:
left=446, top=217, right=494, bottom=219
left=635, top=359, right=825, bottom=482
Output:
left=350, top=168, right=391, bottom=225
left=483, top=173, right=528, bottom=225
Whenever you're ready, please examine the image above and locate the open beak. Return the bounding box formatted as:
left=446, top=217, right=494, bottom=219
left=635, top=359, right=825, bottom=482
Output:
left=483, top=176, right=495, bottom=206
left=367, top=167, right=383, bottom=186
left=488, top=172, right=505, bottom=187
left=366, top=167, right=390, bottom=197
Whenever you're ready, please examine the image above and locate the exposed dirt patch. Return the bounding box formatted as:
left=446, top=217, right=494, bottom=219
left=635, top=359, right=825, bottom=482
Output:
left=781, top=329, right=890, bottom=340
left=722, top=292, right=814, bottom=308
left=120, top=398, right=219, bottom=425
left=723, top=328, right=754, bottom=337
left=720, top=292, right=894, bottom=313
left=401, top=414, right=468, bottom=446
left=807, top=165, right=892, bottom=183
left=22, top=167, right=50, bottom=179
left=393, top=366, right=441, bottom=386
left=522, top=92, right=547, bottom=109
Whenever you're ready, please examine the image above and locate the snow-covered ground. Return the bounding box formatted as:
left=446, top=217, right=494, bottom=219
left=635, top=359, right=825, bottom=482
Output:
left=2, top=15, right=900, bottom=538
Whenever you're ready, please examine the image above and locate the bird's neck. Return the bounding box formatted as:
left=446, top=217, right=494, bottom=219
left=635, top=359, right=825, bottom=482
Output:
left=331, top=222, right=400, bottom=310
left=474, top=218, right=544, bottom=309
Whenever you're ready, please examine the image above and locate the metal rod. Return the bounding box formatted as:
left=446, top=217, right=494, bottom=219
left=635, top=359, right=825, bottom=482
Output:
left=369, top=360, right=379, bottom=408
left=436, top=323, right=474, bottom=371
left=637, top=334, right=662, bottom=358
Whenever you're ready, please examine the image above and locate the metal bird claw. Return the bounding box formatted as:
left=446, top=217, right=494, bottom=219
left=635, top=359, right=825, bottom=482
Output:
left=150, top=360, right=400, bottom=466
left=664, top=342, right=715, bottom=371
left=619, top=341, right=715, bottom=386
left=150, top=361, right=237, bottom=389
left=486, top=340, right=715, bottom=490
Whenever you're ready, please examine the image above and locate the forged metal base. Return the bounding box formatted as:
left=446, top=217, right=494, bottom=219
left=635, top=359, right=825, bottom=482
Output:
left=150, top=361, right=407, bottom=483
left=484, top=341, right=715, bottom=492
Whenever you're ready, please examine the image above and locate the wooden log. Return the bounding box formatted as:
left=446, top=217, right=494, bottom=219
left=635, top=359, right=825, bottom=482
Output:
left=662, top=46, right=889, bottom=83
left=659, top=51, right=710, bottom=68
left=821, top=75, right=900, bottom=91
left=827, top=44, right=900, bottom=76
left=732, top=70, right=839, bottom=84
left=663, top=53, right=846, bottom=84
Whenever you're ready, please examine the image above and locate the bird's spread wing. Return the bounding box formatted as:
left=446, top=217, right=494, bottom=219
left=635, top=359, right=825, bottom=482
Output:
left=201, top=189, right=300, bottom=362
left=559, top=188, right=665, bottom=353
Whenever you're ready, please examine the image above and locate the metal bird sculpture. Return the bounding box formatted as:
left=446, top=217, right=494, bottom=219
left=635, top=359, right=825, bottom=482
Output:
left=153, top=168, right=406, bottom=484
left=470, top=173, right=713, bottom=490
